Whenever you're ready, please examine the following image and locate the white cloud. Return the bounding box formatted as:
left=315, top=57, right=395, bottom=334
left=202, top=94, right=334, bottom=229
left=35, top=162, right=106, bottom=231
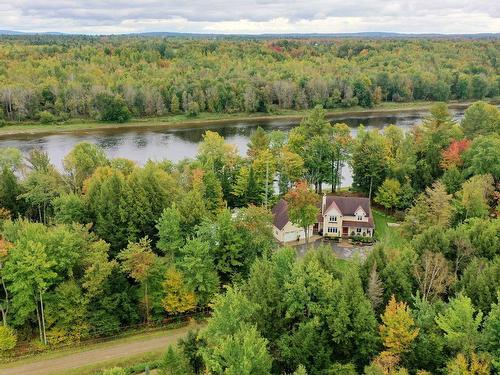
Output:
left=0, top=0, right=499, bottom=34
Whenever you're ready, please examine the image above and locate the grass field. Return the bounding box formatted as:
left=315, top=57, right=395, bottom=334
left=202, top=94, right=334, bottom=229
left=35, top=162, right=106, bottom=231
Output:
left=373, top=209, right=407, bottom=248
left=0, top=99, right=486, bottom=137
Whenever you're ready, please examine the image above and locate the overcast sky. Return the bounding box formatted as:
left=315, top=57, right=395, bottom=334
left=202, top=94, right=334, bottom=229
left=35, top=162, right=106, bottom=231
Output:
left=1, top=1, right=499, bottom=34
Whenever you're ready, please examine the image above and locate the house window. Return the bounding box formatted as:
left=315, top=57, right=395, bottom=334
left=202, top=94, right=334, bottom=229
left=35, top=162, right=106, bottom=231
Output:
left=327, top=227, right=338, bottom=233
left=329, top=215, right=337, bottom=223
left=356, top=228, right=362, bottom=233
left=357, top=215, right=363, bottom=221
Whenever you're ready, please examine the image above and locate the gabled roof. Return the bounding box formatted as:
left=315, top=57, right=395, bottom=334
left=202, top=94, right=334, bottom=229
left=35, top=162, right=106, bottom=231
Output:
left=273, top=195, right=374, bottom=231
left=272, top=199, right=290, bottom=230
left=324, top=196, right=372, bottom=217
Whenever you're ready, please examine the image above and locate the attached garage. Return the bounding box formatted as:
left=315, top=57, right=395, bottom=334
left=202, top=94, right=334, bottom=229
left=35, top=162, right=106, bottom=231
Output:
left=272, top=200, right=313, bottom=243
left=284, top=229, right=303, bottom=242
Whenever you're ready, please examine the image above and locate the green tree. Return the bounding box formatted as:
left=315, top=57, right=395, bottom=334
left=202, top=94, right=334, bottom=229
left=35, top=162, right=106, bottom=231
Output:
left=354, top=76, right=374, bottom=108
left=94, top=93, right=131, bottom=122
left=402, top=182, right=452, bottom=237
left=177, top=239, right=219, bottom=306
left=462, top=135, right=500, bottom=180
left=196, top=209, right=245, bottom=282
left=247, top=126, right=270, bottom=158
left=351, top=128, right=389, bottom=195
left=160, top=345, right=194, bottom=375
left=203, top=325, right=272, bottom=375
left=461, top=101, right=500, bottom=137
left=63, top=142, right=108, bottom=193
left=375, top=179, right=401, bottom=209
left=459, top=257, right=499, bottom=315
left=458, top=174, right=494, bottom=219
left=45, top=280, right=89, bottom=344
left=482, top=293, right=500, bottom=371
left=435, top=293, right=482, bottom=355
left=155, top=205, right=184, bottom=258
left=201, top=287, right=271, bottom=375
left=84, top=167, right=132, bottom=252
left=3, top=239, right=56, bottom=344
left=202, top=169, right=224, bottom=214
left=0, top=167, right=22, bottom=215
left=329, top=268, right=379, bottom=366
left=117, top=237, right=157, bottom=322
left=406, top=295, right=446, bottom=373
left=52, top=193, right=87, bottom=224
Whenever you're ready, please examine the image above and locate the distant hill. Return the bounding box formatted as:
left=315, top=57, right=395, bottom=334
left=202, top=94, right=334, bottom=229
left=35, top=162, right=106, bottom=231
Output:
left=0, top=30, right=25, bottom=35
left=0, top=29, right=498, bottom=39
left=0, top=30, right=66, bottom=35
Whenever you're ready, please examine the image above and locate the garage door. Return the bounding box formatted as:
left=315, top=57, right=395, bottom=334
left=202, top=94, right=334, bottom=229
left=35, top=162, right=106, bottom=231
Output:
left=284, top=231, right=300, bottom=242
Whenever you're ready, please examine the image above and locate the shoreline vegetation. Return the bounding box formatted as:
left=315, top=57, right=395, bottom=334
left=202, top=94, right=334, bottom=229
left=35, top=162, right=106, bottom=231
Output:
left=1, top=99, right=498, bottom=138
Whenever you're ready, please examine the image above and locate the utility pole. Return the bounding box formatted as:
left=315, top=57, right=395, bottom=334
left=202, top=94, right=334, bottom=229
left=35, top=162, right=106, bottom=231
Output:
left=368, top=175, right=373, bottom=201
left=265, top=160, right=269, bottom=208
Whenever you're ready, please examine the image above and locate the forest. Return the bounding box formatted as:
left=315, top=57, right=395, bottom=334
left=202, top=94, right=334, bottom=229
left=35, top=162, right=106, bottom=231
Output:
left=0, top=98, right=499, bottom=374
left=0, top=36, right=499, bottom=125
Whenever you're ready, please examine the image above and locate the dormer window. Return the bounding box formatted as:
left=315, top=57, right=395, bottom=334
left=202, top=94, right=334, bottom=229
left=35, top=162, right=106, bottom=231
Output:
left=357, top=215, right=363, bottom=221
left=329, top=215, right=337, bottom=223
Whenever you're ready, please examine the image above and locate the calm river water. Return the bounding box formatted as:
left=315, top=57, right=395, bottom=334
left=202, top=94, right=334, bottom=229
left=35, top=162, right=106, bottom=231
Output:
left=0, top=107, right=469, bottom=187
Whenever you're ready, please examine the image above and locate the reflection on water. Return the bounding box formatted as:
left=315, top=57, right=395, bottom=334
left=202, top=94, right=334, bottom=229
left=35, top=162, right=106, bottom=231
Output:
left=0, top=108, right=467, bottom=187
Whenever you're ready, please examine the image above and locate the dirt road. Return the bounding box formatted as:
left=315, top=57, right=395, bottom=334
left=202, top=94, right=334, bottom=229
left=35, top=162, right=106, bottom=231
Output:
left=0, top=323, right=200, bottom=375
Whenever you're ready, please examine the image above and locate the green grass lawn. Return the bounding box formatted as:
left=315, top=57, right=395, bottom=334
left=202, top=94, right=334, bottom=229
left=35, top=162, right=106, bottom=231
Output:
left=373, top=209, right=407, bottom=248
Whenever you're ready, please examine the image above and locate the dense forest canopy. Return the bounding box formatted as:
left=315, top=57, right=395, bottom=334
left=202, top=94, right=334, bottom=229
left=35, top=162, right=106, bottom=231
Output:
left=0, top=36, right=499, bottom=123
left=0, top=100, right=499, bottom=374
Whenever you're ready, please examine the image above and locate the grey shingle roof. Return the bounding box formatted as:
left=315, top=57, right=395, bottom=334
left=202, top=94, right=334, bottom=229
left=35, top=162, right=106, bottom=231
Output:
left=273, top=195, right=374, bottom=231
left=272, top=199, right=290, bottom=230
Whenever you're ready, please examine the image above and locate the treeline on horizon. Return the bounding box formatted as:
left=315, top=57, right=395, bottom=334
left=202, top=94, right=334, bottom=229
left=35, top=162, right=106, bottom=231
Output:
left=0, top=101, right=499, bottom=374
left=0, top=36, right=499, bottom=124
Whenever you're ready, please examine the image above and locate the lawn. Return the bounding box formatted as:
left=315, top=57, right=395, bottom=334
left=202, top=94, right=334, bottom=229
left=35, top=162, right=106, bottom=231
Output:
left=373, top=209, right=407, bottom=248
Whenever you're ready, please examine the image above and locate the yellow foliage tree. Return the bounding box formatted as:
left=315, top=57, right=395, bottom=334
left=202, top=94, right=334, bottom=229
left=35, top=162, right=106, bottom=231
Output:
left=446, top=353, right=491, bottom=375
left=161, top=267, right=197, bottom=315
left=379, top=295, right=419, bottom=357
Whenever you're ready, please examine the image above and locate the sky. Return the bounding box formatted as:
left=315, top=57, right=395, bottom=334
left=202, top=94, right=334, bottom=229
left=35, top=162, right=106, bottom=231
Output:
left=1, top=1, right=499, bottom=35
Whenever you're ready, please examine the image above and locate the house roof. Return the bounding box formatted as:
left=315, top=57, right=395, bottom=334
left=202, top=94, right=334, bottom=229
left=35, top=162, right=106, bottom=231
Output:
left=323, top=196, right=372, bottom=217
left=273, top=195, right=374, bottom=231
left=272, top=199, right=290, bottom=230
left=343, top=218, right=374, bottom=228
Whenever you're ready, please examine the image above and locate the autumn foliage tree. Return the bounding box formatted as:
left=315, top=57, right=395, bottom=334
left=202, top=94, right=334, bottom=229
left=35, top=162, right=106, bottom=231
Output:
left=117, top=237, right=157, bottom=322
left=440, top=139, right=471, bottom=170
left=379, top=295, right=419, bottom=360
left=284, top=181, right=319, bottom=249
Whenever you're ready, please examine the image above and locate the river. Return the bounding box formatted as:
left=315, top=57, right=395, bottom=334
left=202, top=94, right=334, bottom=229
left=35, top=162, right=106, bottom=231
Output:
left=0, top=107, right=469, bottom=187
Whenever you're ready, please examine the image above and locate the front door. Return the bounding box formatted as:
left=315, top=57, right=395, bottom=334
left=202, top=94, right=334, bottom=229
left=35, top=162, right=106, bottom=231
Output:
left=342, top=227, right=348, bottom=236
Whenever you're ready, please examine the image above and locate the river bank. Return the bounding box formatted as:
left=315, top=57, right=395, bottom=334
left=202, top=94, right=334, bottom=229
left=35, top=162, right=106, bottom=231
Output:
left=0, top=99, right=494, bottom=139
